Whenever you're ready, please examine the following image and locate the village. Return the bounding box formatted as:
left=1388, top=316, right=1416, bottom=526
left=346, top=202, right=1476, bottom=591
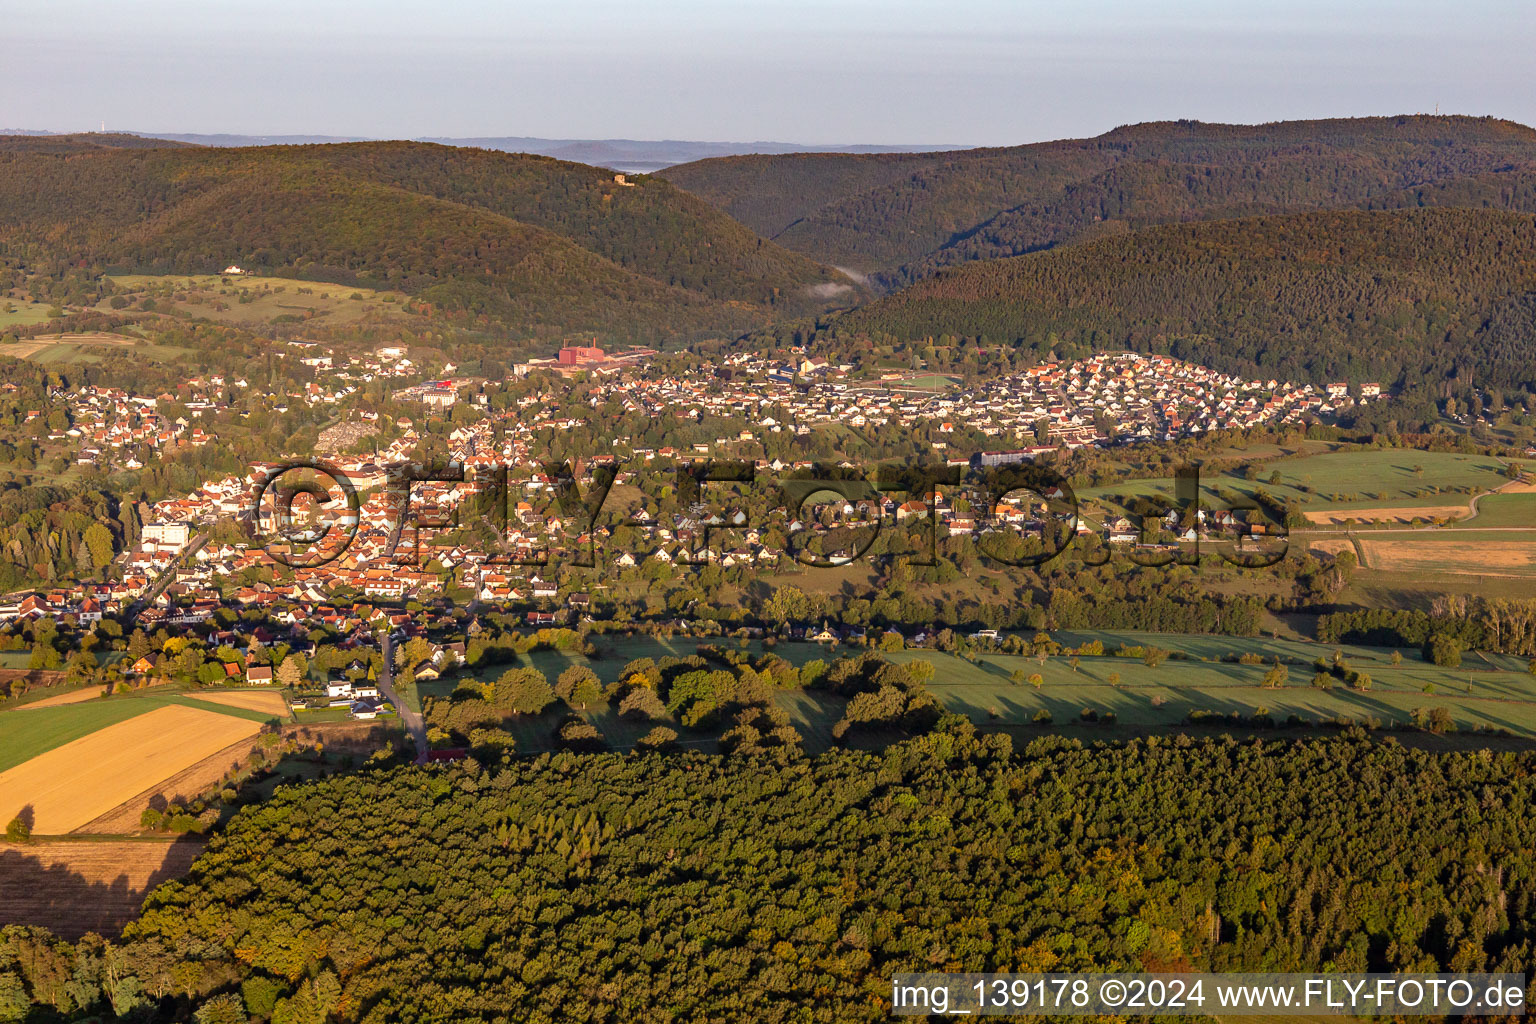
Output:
left=0, top=343, right=1351, bottom=669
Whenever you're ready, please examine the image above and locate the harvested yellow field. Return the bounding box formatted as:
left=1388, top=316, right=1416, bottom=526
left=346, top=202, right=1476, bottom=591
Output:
left=0, top=838, right=205, bottom=938
left=184, top=689, right=290, bottom=718
left=12, top=686, right=107, bottom=710
left=0, top=704, right=263, bottom=834
left=1359, top=539, right=1536, bottom=575
left=1304, top=505, right=1466, bottom=524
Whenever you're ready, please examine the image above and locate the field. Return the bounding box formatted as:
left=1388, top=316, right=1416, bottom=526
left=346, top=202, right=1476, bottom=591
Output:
left=0, top=330, right=189, bottom=365
left=0, top=300, right=59, bottom=329
left=1303, top=505, right=1467, bottom=525
left=11, top=684, right=109, bottom=709
left=0, top=691, right=284, bottom=772
left=0, top=704, right=264, bottom=834
left=0, top=838, right=207, bottom=939
left=1085, top=447, right=1509, bottom=514
left=1357, top=535, right=1536, bottom=577
left=1449, top=491, right=1536, bottom=529
left=104, top=273, right=413, bottom=329
left=428, top=632, right=1536, bottom=755
left=76, top=736, right=262, bottom=834
left=184, top=688, right=292, bottom=718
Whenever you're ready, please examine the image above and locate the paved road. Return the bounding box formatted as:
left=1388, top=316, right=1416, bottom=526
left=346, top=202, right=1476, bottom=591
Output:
left=128, top=532, right=210, bottom=616
left=377, top=632, right=428, bottom=764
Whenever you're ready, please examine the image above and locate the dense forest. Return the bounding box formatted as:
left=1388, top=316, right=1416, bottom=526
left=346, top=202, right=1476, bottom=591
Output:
left=4, top=732, right=1536, bottom=1021
left=660, top=116, right=1536, bottom=283
left=823, top=208, right=1536, bottom=391
left=0, top=138, right=856, bottom=345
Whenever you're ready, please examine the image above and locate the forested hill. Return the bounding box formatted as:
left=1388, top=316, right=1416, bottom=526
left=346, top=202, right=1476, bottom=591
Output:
left=658, top=115, right=1536, bottom=285
left=0, top=137, right=858, bottom=344
left=829, top=207, right=1536, bottom=392
left=6, top=733, right=1536, bottom=1021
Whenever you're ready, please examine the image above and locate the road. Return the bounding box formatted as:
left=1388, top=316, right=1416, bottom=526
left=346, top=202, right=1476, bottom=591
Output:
left=377, top=632, right=428, bottom=764
left=127, top=532, right=210, bottom=617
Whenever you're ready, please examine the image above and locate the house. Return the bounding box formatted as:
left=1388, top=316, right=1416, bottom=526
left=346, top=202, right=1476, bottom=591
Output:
left=326, top=678, right=355, bottom=699
left=247, top=665, right=275, bottom=685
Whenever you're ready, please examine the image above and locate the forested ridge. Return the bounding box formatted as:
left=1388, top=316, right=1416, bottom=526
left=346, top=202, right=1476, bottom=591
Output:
left=4, top=732, right=1536, bottom=1022
left=0, top=138, right=855, bottom=344
left=825, top=208, right=1536, bottom=390
left=659, top=115, right=1536, bottom=283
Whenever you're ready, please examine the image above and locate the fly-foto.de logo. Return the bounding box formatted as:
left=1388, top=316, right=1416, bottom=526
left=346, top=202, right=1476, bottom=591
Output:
left=244, top=457, right=1290, bottom=573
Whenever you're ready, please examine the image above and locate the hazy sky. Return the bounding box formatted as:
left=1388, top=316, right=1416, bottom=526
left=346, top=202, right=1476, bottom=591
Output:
left=4, top=0, right=1533, bottom=145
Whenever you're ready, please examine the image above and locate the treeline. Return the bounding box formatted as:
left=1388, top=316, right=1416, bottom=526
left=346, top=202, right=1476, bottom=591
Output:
left=6, top=732, right=1536, bottom=1020
left=0, top=486, right=129, bottom=591
left=1319, top=596, right=1536, bottom=656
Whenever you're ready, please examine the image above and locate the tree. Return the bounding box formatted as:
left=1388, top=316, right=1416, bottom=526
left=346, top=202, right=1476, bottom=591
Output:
left=4, top=816, right=29, bottom=842
left=618, top=687, right=666, bottom=721
left=764, top=585, right=810, bottom=628
left=83, top=521, right=115, bottom=570
left=555, top=666, right=603, bottom=709
left=1425, top=633, right=1463, bottom=668
left=277, top=656, right=305, bottom=689
left=194, top=993, right=248, bottom=1024
left=128, top=629, right=152, bottom=661
left=495, top=667, right=554, bottom=715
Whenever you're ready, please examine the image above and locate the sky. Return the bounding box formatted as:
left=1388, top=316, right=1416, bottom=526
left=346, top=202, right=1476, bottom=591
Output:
left=3, top=0, right=1533, bottom=145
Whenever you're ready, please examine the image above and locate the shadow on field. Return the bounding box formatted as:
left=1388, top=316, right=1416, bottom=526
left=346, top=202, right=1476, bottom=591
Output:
left=0, top=835, right=205, bottom=939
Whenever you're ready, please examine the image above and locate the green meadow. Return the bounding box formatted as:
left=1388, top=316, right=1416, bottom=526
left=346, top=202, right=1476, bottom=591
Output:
left=414, top=631, right=1536, bottom=755
left=1085, top=447, right=1508, bottom=513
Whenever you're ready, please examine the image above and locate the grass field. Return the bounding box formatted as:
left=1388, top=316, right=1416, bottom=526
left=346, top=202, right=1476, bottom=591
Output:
left=423, top=632, right=1536, bottom=755
left=105, top=273, right=413, bottom=329
left=0, top=704, right=264, bottom=833
left=1449, top=491, right=1536, bottom=529
left=1085, top=447, right=1508, bottom=514
left=1, top=330, right=189, bottom=365
left=1357, top=534, right=1536, bottom=577
left=0, top=300, right=59, bottom=329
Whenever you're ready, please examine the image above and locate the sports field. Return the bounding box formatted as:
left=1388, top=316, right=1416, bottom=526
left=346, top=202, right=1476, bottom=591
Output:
left=0, top=704, right=263, bottom=834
